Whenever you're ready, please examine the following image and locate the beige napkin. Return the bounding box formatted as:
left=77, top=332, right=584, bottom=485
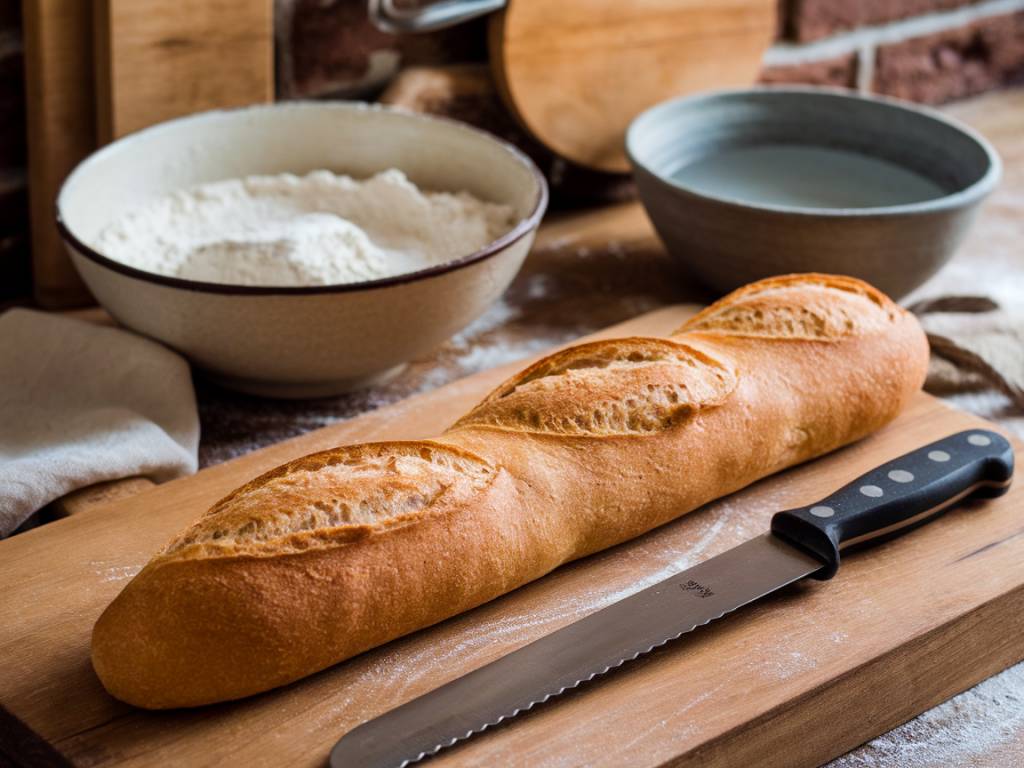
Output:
left=0, top=309, right=199, bottom=536
left=910, top=296, right=1024, bottom=409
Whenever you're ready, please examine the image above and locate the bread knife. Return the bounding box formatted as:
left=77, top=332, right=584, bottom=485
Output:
left=330, top=429, right=1014, bottom=768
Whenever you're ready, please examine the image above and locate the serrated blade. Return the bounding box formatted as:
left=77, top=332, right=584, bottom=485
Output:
left=329, top=534, right=822, bottom=768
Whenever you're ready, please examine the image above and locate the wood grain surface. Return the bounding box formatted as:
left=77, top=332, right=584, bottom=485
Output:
left=489, top=0, right=775, bottom=173
left=22, top=0, right=96, bottom=308
left=1, top=306, right=1021, bottom=768
left=49, top=478, right=156, bottom=519
left=93, top=0, right=274, bottom=142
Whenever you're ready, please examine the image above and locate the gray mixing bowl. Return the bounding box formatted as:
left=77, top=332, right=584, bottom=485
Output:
left=626, top=87, right=1000, bottom=298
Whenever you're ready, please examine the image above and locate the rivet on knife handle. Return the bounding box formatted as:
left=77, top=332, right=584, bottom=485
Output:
left=771, top=430, right=1014, bottom=580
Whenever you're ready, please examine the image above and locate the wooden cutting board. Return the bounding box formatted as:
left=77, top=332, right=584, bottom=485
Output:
left=489, top=0, right=776, bottom=173
left=93, top=0, right=274, bottom=142
left=21, top=0, right=275, bottom=308
left=1, top=306, right=1023, bottom=768
left=22, top=0, right=96, bottom=308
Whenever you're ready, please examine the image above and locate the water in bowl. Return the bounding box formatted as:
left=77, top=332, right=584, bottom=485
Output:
left=672, top=144, right=946, bottom=209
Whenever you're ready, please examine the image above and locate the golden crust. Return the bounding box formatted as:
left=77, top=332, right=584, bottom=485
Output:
left=91, top=274, right=930, bottom=708
left=454, top=337, right=737, bottom=436
left=159, top=441, right=496, bottom=559
left=682, top=272, right=898, bottom=339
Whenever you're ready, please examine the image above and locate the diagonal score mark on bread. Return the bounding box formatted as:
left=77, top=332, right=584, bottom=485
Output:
left=454, top=338, right=737, bottom=436
left=91, top=273, right=931, bottom=709
left=682, top=273, right=898, bottom=339
left=164, top=442, right=496, bottom=557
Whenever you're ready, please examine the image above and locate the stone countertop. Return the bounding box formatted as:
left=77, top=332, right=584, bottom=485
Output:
left=191, top=89, right=1024, bottom=766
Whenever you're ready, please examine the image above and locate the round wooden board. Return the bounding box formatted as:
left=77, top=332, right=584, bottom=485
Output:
left=489, top=0, right=776, bottom=174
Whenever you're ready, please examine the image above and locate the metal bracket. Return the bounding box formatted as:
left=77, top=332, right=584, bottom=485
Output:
left=367, top=0, right=506, bottom=34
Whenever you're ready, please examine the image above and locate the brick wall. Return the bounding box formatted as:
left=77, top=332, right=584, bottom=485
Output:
left=276, top=0, right=1024, bottom=104
left=0, top=4, right=29, bottom=302
left=763, top=0, right=1024, bottom=102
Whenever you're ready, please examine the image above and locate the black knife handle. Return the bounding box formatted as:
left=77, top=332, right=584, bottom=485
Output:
left=770, top=430, right=1014, bottom=580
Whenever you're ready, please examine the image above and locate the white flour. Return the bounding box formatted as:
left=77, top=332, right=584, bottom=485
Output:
left=92, top=169, right=516, bottom=287
left=831, top=662, right=1024, bottom=767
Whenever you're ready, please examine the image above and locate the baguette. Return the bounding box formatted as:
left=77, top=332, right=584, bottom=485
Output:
left=91, top=274, right=929, bottom=708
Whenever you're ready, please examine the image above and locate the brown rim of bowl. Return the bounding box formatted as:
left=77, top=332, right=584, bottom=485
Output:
left=55, top=104, right=549, bottom=296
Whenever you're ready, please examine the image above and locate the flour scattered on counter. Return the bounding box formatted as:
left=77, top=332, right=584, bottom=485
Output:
left=830, top=661, right=1024, bottom=767
left=92, top=169, right=516, bottom=286
left=415, top=297, right=556, bottom=392
left=449, top=296, right=521, bottom=343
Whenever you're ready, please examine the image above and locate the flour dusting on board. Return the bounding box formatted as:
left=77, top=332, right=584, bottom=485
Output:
left=91, top=562, right=143, bottom=583
left=759, top=649, right=818, bottom=681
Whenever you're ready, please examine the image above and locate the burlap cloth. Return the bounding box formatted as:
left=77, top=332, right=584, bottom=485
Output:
left=912, top=297, right=1024, bottom=414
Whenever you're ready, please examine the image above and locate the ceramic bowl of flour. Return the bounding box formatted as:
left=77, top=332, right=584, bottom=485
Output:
left=627, top=87, right=1000, bottom=298
left=57, top=102, right=547, bottom=397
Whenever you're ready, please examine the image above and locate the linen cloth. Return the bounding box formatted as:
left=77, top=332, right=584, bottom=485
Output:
left=0, top=309, right=199, bottom=536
